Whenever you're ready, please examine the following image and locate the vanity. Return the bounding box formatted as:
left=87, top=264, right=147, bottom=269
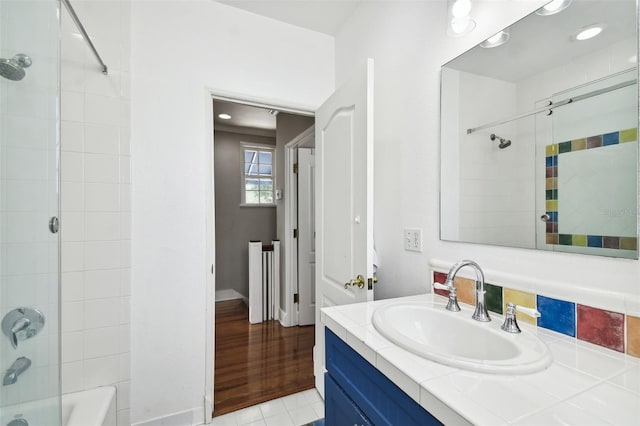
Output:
left=322, top=293, right=640, bottom=425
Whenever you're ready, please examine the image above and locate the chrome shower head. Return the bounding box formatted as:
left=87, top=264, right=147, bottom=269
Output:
left=0, top=54, right=32, bottom=81
left=490, top=133, right=511, bottom=149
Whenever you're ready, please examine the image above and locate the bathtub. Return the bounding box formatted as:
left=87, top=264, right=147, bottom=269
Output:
left=1, top=386, right=116, bottom=426
left=63, top=387, right=116, bottom=426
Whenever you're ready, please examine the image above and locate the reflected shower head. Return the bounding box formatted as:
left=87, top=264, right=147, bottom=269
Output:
left=0, top=54, right=32, bottom=81
left=490, top=133, right=511, bottom=149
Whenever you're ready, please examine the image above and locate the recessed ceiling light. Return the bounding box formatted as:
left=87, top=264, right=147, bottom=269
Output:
left=451, top=0, right=472, bottom=18
left=218, top=113, right=232, bottom=120
left=574, top=24, right=605, bottom=41
left=536, top=0, right=572, bottom=16
left=449, top=16, right=476, bottom=36
left=480, top=30, right=510, bottom=48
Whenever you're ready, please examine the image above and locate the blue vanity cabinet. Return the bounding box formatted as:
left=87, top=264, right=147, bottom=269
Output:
left=325, top=328, right=443, bottom=426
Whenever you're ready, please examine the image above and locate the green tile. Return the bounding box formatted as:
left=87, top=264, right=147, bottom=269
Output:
left=559, top=234, right=573, bottom=245
left=558, top=141, right=572, bottom=154
left=573, top=234, right=587, bottom=246
left=620, top=128, right=638, bottom=143
left=485, top=283, right=503, bottom=315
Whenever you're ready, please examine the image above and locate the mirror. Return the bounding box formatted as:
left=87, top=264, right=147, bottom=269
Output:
left=440, top=0, right=638, bottom=259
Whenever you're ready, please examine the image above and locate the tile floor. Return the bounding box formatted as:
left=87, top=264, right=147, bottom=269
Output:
left=211, top=388, right=324, bottom=426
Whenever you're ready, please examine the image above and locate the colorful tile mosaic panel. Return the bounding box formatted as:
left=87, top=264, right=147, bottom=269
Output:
left=484, top=283, right=503, bottom=315
left=577, top=305, right=625, bottom=352
left=432, top=270, right=637, bottom=358
left=544, top=128, right=638, bottom=252
left=627, top=316, right=640, bottom=357
left=536, top=295, right=575, bottom=337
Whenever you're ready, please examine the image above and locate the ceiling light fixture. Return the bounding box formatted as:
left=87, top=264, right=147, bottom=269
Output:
left=218, top=113, right=232, bottom=120
left=574, top=24, right=605, bottom=41
left=535, top=0, right=572, bottom=16
left=480, top=30, right=510, bottom=48
left=447, top=0, right=476, bottom=37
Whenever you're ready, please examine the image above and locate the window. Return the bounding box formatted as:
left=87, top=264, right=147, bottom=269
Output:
left=241, top=143, right=275, bottom=205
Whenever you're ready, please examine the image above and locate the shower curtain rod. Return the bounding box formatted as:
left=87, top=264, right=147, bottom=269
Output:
left=61, top=0, right=108, bottom=75
left=466, top=79, right=637, bottom=135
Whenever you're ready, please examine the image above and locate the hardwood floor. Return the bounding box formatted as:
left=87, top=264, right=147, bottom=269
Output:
left=214, top=299, right=315, bottom=416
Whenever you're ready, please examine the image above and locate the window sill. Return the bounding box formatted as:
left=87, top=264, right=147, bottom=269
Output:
left=240, top=203, right=276, bottom=208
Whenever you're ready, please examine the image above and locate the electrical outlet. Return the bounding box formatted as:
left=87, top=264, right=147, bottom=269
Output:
left=404, top=228, right=423, bottom=252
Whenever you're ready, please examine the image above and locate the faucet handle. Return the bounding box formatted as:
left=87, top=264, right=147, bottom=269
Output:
left=501, top=303, right=540, bottom=334
left=433, top=282, right=452, bottom=291
left=515, top=305, right=541, bottom=319
left=433, top=281, right=461, bottom=312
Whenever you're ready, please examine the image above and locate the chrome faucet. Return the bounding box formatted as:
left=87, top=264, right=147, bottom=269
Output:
left=3, top=357, right=31, bottom=386
left=444, top=260, right=491, bottom=322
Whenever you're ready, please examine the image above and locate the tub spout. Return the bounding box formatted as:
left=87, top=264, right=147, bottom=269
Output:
left=3, top=357, right=31, bottom=386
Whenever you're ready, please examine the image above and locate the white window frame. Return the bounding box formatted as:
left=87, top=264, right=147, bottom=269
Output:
left=240, top=142, right=276, bottom=207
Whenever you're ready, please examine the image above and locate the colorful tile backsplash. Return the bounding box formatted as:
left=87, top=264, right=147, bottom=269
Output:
left=433, top=270, right=638, bottom=358
left=545, top=128, right=638, bottom=252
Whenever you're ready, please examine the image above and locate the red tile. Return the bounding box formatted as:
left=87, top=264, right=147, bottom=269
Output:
left=433, top=271, right=448, bottom=297
left=577, top=305, right=625, bottom=352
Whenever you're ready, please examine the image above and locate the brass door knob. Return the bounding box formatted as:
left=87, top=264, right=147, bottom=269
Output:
left=344, top=274, right=366, bottom=289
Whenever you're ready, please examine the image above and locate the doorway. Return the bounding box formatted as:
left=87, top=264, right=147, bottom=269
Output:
left=211, top=97, right=317, bottom=416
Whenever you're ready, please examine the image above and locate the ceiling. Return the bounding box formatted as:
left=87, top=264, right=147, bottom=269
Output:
left=213, top=100, right=277, bottom=130
left=445, top=1, right=637, bottom=82
left=219, top=0, right=362, bottom=36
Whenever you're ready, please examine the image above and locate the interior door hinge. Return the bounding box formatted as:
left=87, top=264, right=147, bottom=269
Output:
left=293, top=293, right=299, bottom=303
left=293, top=163, right=298, bottom=173
left=293, top=228, right=298, bottom=238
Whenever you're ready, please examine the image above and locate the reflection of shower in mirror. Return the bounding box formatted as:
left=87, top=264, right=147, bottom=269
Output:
left=490, top=133, right=511, bottom=149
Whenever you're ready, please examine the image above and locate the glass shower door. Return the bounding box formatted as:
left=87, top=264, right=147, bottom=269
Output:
left=0, top=0, right=61, bottom=425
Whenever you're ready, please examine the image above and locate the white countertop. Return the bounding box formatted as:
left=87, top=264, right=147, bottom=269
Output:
left=321, top=294, right=640, bottom=425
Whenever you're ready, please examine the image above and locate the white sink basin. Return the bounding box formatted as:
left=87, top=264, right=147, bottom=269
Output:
left=372, top=302, right=552, bottom=374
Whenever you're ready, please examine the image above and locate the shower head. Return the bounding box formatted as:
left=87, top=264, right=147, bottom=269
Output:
left=0, top=54, right=32, bottom=81
left=490, top=133, right=512, bottom=149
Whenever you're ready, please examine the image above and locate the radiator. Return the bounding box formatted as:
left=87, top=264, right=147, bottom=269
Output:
left=248, top=241, right=280, bottom=324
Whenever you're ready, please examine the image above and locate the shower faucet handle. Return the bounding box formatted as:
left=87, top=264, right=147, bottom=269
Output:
left=2, top=308, right=45, bottom=349
left=9, top=318, right=30, bottom=349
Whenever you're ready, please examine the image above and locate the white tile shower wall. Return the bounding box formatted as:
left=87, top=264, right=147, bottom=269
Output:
left=60, top=1, right=131, bottom=425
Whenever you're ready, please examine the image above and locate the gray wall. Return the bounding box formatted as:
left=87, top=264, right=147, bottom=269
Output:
left=275, top=113, right=315, bottom=311
left=215, top=130, right=277, bottom=298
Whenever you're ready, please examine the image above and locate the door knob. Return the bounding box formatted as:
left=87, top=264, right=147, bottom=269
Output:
left=344, top=275, right=365, bottom=289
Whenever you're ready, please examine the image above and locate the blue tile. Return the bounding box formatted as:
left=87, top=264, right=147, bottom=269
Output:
left=547, top=211, right=558, bottom=223
left=545, top=156, right=558, bottom=167
left=588, top=235, right=603, bottom=248
left=603, top=132, right=619, bottom=146
left=537, top=295, right=575, bottom=337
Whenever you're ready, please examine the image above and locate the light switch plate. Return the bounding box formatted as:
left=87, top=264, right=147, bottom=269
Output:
left=404, top=228, right=423, bottom=252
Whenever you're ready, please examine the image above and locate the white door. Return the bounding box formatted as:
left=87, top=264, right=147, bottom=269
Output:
left=314, top=58, right=375, bottom=396
left=298, top=148, right=316, bottom=326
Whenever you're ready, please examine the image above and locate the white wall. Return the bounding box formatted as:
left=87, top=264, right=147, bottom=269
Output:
left=130, top=2, right=333, bottom=423
left=335, top=0, right=640, bottom=305
left=59, top=1, right=131, bottom=425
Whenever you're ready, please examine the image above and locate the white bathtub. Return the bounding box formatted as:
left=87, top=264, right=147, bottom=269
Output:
left=63, top=387, right=116, bottom=426
left=1, top=386, right=116, bottom=426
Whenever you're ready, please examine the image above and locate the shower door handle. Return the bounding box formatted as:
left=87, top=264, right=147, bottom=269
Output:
left=540, top=214, right=550, bottom=222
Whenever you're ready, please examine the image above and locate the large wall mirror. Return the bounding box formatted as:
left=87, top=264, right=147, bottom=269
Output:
left=440, top=0, right=638, bottom=259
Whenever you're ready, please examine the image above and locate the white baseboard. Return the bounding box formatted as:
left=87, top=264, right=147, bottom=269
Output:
left=215, top=289, right=248, bottom=304
left=132, top=406, right=204, bottom=426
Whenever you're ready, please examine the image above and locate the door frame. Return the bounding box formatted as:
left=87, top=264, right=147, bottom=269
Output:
left=282, top=125, right=315, bottom=327
left=204, top=88, right=314, bottom=421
